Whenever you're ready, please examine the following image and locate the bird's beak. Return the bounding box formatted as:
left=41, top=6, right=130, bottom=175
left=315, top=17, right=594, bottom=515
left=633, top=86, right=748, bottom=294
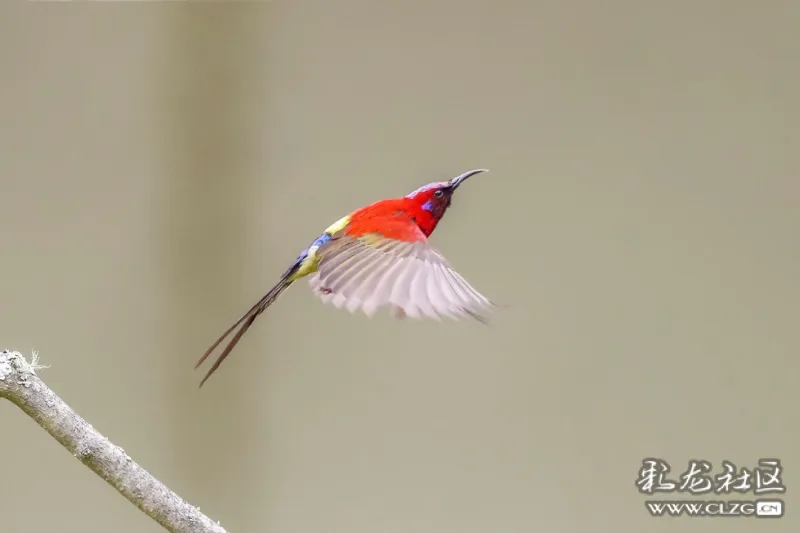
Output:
left=449, top=168, right=488, bottom=190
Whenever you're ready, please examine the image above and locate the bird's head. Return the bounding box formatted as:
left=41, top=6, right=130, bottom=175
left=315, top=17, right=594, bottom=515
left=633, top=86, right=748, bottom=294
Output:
left=404, top=168, right=488, bottom=221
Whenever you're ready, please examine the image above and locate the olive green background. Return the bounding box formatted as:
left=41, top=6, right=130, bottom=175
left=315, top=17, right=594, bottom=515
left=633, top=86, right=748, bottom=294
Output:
left=1, top=2, right=797, bottom=532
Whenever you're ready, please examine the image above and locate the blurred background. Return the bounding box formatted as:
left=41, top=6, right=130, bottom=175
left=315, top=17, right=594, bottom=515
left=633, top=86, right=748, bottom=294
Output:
left=1, top=1, right=798, bottom=532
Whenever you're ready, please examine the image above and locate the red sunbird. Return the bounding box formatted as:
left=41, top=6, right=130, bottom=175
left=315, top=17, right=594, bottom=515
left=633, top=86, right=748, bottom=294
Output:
left=196, top=169, right=496, bottom=386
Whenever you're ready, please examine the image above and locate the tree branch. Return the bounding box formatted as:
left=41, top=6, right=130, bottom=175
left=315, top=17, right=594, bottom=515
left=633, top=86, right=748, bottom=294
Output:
left=0, top=349, right=228, bottom=533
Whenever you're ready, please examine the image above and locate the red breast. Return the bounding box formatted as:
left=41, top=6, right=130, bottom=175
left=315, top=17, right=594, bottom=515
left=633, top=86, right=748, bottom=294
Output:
left=344, top=198, right=437, bottom=241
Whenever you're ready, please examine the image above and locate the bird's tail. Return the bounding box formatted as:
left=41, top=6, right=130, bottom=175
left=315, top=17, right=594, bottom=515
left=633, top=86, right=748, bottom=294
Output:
left=195, top=273, right=294, bottom=387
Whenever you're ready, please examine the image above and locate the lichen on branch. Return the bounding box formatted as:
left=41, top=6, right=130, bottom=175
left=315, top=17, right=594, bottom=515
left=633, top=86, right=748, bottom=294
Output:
left=0, top=350, right=228, bottom=533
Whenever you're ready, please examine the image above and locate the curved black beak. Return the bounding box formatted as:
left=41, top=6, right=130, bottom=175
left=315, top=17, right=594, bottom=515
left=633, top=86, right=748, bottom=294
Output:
left=449, top=168, right=488, bottom=190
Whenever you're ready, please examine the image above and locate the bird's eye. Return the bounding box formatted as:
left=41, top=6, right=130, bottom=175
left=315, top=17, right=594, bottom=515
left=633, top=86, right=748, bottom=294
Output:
left=434, top=190, right=444, bottom=198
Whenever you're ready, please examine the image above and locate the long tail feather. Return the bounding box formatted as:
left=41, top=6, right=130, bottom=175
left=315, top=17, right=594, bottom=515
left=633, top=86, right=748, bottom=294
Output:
left=196, top=275, right=294, bottom=387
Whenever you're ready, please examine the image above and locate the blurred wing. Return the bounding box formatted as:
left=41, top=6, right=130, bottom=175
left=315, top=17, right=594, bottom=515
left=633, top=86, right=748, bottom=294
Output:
left=308, top=231, right=494, bottom=322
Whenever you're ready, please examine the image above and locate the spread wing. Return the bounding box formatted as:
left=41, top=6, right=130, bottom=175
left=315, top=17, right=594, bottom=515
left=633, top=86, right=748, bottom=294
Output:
left=308, top=229, right=495, bottom=322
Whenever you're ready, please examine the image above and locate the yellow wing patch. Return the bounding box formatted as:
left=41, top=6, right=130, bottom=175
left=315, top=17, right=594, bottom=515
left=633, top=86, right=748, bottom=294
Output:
left=289, top=214, right=352, bottom=281
left=323, top=214, right=352, bottom=235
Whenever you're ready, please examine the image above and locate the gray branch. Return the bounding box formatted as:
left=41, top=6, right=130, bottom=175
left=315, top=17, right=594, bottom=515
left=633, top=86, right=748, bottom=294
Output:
left=0, top=350, right=227, bottom=533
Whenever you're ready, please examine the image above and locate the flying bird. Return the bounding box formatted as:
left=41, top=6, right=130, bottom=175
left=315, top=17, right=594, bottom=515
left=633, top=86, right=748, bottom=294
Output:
left=195, top=168, right=496, bottom=386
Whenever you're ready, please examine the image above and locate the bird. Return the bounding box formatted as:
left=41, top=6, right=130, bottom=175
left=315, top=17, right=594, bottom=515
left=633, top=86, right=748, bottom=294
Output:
left=195, top=168, right=496, bottom=387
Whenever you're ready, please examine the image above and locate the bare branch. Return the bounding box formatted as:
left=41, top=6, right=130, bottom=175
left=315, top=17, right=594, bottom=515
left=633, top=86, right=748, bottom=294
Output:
left=0, top=350, right=228, bottom=533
